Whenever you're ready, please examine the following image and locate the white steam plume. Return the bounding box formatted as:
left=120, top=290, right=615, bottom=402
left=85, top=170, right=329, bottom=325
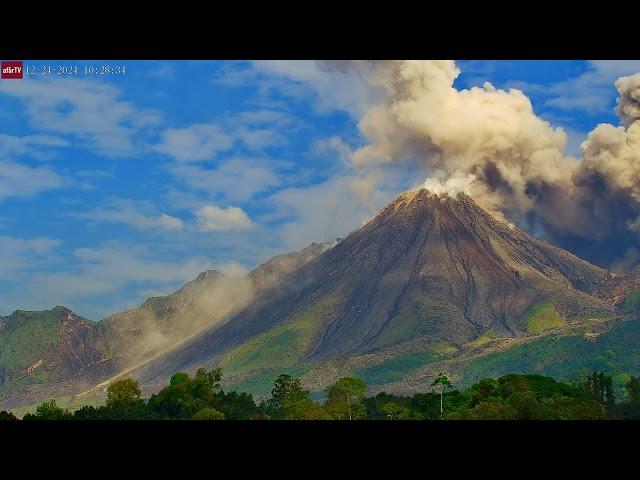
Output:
left=312, top=61, right=640, bottom=268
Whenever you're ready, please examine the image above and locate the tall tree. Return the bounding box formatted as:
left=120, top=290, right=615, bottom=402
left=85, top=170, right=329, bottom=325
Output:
left=381, top=402, right=410, bottom=420
left=582, top=371, right=615, bottom=406
left=23, top=399, right=72, bottom=420
left=431, top=372, right=452, bottom=418
left=265, top=374, right=314, bottom=419
left=626, top=376, right=640, bottom=405
left=106, top=378, right=143, bottom=409
left=325, top=377, right=367, bottom=420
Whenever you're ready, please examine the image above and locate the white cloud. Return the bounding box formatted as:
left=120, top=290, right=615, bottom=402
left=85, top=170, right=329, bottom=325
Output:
left=0, top=77, right=162, bottom=156
left=270, top=164, right=418, bottom=249
left=155, top=123, right=234, bottom=162
left=14, top=243, right=215, bottom=318
left=155, top=109, right=297, bottom=163
left=170, top=157, right=281, bottom=202
left=0, top=134, right=70, bottom=159
left=510, top=60, right=640, bottom=116
left=0, top=236, right=61, bottom=279
left=145, top=62, right=175, bottom=80
left=195, top=204, right=254, bottom=232
left=0, top=159, right=67, bottom=201
left=250, top=61, right=379, bottom=115
left=72, top=198, right=184, bottom=231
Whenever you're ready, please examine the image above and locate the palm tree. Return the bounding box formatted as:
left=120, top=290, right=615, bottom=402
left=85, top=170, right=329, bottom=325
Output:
left=431, top=372, right=452, bottom=418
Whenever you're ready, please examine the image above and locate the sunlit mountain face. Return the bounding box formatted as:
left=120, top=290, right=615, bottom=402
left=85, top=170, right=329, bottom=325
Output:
left=1, top=60, right=640, bottom=415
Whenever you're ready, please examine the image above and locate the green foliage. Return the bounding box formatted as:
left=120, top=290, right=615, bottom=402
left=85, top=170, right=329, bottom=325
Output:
left=106, top=378, right=142, bottom=408
left=432, top=372, right=452, bottom=389
left=626, top=375, right=640, bottom=405
left=381, top=402, right=410, bottom=420
left=448, top=374, right=605, bottom=420
left=170, top=372, right=190, bottom=386
left=219, top=307, right=327, bottom=377
left=147, top=369, right=223, bottom=419
left=0, top=410, right=18, bottom=421
left=23, top=399, right=72, bottom=420
left=459, top=318, right=640, bottom=400
left=0, top=309, right=61, bottom=378
left=210, top=390, right=263, bottom=420
left=102, top=378, right=147, bottom=419
left=192, top=407, right=225, bottom=420
left=72, top=405, right=108, bottom=420
left=355, top=351, right=441, bottom=385
left=579, top=371, right=615, bottom=406
left=262, top=373, right=319, bottom=419
left=623, top=291, right=640, bottom=319
left=325, top=377, right=367, bottom=420
left=12, top=370, right=619, bottom=420
left=523, top=302, right=565, bottom=334
left=222, top=365, right=311, bottom=399
left=613, top=375, right=640, bottom=419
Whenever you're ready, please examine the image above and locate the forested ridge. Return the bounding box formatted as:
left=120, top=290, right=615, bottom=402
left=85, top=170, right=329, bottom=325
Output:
left=2, top=368, right=639, bottom=421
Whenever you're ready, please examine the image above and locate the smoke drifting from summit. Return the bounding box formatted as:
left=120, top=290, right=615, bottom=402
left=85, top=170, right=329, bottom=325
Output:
left=314, top=61, right=640, bottom=269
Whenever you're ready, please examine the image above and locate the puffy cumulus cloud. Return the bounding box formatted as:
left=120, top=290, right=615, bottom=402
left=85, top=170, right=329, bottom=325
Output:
left=0, top=159, right=67, bottom=201
left=616, top=74, right=640, bottom=127
left=195, top=204, right=254, bottom=232
left=261, top=60, right=640, bottom=269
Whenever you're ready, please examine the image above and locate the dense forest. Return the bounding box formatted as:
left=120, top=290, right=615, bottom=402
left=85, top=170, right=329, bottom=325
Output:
left=2, top=369, right=640, bottom=421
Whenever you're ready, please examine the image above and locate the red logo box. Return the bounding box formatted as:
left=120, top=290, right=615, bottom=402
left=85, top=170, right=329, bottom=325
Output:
left=2, top=61, right=23, bottom=79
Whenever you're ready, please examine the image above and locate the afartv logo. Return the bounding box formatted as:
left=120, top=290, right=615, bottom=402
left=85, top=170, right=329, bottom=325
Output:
left=2, top=61, right=23, bottom=79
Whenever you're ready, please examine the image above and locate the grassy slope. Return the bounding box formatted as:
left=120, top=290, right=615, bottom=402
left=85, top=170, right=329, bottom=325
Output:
left=0, top=309, right=60, bottom=383
left=623, top=290, right=640, bottom=314
left=355, top=351, right=444, bottom=386
left=219, top=301, right=331, bottom=398
left=9, top=394, right=104, bottom=419
left=458, top=318, right=640, bottom=398
left=523, top=302, right=566, bottom=334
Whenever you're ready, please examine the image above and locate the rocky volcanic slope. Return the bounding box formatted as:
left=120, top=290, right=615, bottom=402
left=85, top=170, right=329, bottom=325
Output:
left=99, top=242, right=329, bottom=365
left=0, top=307, right=112, bottom=398
left=131, top=189, right=625, bottom=394
left=0, top=243, right=327, bottom=410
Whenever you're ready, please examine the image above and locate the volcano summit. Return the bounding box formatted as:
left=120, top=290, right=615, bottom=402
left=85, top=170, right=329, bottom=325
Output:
left=129, top=189, right=622, bottom=394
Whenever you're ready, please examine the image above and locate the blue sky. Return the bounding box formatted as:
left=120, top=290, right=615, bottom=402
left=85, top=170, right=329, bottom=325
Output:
left=1, top=60, right=638, bottom=319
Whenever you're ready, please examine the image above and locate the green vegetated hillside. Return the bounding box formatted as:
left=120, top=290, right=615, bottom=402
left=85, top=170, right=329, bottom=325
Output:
left=523, top=302, right=566, bottom=333
left=458, top=317, right=640, bottom=398
left=130, top=189, right=625, bottom=399
left=355, top=351, right=444, bottom=386
left=623, top=290, right=640, bottom=314
left=0, top=309, right=60, bottom=373
left=0, top=309, right=63, bottom=392
left=219, top=302, right=329, bottom=398
left=221, top=297, right=625, bottom=399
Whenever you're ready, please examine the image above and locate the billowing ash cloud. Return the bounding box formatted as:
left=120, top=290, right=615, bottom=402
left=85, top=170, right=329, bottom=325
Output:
left=616, top=74, right=640, bottom=127
left=313, top=61, right=640, bottom=269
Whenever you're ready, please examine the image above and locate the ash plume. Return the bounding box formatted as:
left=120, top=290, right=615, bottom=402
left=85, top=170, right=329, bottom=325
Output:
left=317, top=61, right=640, bottom=269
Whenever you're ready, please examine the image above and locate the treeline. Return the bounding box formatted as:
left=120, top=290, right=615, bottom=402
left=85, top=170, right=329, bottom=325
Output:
left=2, top=369, right=640, bottom=420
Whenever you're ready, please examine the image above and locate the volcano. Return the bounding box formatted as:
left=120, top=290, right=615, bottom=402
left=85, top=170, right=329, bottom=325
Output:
left=132, top=189, right=618, bottom=389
